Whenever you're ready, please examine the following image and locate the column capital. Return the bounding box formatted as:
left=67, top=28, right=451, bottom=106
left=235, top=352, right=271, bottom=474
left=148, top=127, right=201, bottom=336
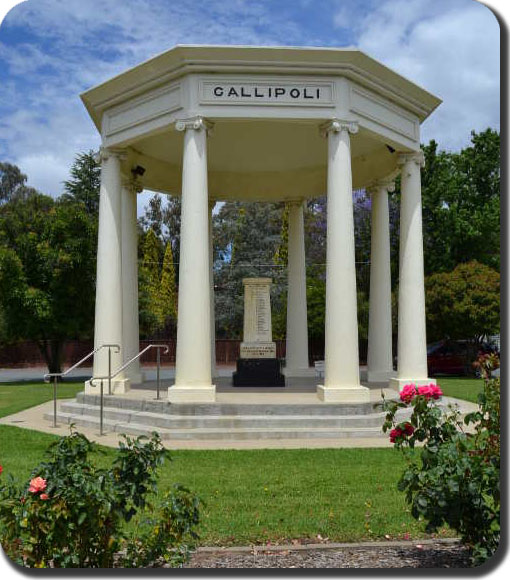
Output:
left=95, top=147, right=127, bottom=164
left=121, top=178, right=143, bottom=194
left=366, top=178, right=396, bottom=195
left=286, top=198, right=305, bottom=208
left=175, top=116, right=214, bottom=134
left=319, top=119, right=358, bottom=138
left=397, top=150, right=425, bottom=168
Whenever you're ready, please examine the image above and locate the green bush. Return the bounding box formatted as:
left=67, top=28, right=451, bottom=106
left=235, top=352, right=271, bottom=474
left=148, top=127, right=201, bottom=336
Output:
left=0, top=430, right=201, bottom=568
left=383, top=355, right=500, bottom=565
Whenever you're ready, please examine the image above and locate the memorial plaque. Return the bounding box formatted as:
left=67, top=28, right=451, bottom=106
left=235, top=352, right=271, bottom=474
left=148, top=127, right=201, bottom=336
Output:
left=233, top=278, right=285, bottom=387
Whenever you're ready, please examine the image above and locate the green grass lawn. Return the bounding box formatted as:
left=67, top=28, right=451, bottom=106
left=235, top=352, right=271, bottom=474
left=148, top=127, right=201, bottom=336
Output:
left=434, top=377, right=484, bottom=403
left=0, top=424, right=452, bottom=545
left=0, top=379, right=481, bottom=545
left=0, top=381, right=83, bottom=418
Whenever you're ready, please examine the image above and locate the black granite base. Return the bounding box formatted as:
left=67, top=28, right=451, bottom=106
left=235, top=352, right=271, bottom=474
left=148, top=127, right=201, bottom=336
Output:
left=233, top=358, right=285, bottom=387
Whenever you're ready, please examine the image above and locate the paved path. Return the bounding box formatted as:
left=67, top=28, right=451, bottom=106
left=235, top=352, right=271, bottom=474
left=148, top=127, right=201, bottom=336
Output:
left=0, top=394, right=477, bottom=450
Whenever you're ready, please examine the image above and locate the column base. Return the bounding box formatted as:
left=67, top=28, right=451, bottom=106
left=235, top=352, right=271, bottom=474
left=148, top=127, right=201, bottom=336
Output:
left=84, top=378, right=131, bottom=395
left=389, top=377, right=436, bottom=391
left=168, top=384, right=216, bottom=403
left=367, top=369, right=396, bottom=383
left=283, top=366, right=317, bottom=378
left=317, top=384, right=371, bottom=403
left=125, top=371, right=145, bottom=385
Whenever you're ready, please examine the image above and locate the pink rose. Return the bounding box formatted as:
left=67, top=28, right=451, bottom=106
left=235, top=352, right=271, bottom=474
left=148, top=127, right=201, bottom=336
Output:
left=418, top=384, right=443, bottom=400
left=400, top=384, right=418, bottom=404
left=40, top=493, right=49, bottom=500
left=28, top=477, right=47, bottom=494
left=403, top=423, right=415, bottom=436
left=0, top=465, right=3, bottom=476
left=390, top=428, right=403, bottom=443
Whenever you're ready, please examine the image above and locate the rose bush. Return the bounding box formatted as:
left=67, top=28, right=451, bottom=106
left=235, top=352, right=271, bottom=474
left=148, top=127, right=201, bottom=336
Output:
left=383, top=355, right=500, bottom=565
left=0, top=430, right=201, bottom=568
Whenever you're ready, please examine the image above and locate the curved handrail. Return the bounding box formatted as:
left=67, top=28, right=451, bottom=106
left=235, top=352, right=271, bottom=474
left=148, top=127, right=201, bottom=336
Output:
left=89, top=344, right=169, bottom=387
left=43, top=343, right=120, bottom=429
left=43, top=343, right=120, bottom=381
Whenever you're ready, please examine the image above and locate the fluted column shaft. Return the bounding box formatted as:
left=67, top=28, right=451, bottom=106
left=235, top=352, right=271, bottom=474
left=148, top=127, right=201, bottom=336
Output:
left=390, top=152, right=435, bottom=390
left=121, top=180, right=142, bottom=384
left=209, top=200, right=217, bottom=378
left=88, top=148, right=129, bottom=393
left=318, top=120, right=369, bottom=403
left=285, top=200, right=311, bottom=376
left=169, top=117, right=215, bottom=402
left=367, top=181, right=394, bottom=383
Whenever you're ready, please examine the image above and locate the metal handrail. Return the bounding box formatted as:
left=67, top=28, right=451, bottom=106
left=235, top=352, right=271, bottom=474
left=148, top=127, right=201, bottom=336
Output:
left=89, top=344, right=169, bottom=435
left=43, top=344, right=120, bottom=429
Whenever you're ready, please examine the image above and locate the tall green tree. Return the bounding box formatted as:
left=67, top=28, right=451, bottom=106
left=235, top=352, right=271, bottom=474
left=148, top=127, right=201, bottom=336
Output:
left=62, top=151, right=101, bottom=215
left=157, top=242, right=177, bottom=333
left=420, top=128, right=500, bottom=273
left=0, top=162, right=38, bottom=203
left=425, top=260, right=500, bottom=342
left=138, top=228, right=162, bottom=337
left=0, top=193, right=97, bottom=373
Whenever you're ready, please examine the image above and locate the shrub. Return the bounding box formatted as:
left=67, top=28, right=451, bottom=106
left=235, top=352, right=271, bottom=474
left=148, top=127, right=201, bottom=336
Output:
left=382, top=356, right=500, bottom=565
left=0, top=430, right=201, bottom=568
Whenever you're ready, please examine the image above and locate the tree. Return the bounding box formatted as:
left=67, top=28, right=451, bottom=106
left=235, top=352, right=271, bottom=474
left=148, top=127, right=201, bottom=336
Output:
left=0, top=162, right=38, bottom=203
left=420, top=129, right=500, bottom=273
left=425, top=261, right=500, bottom=342
left=62, top=151, right=101, bottom=215
left=138, top=228, right=162, bottom=337
left=0, top=193, right=97, bottom=373
left=157, top=242, right=177, bottom=334
left=213, top=201, right=285, bottom=338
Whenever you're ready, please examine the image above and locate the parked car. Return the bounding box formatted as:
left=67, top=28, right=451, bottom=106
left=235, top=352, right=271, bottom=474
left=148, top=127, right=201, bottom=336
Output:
left=427, top=339, right=498, bottom=377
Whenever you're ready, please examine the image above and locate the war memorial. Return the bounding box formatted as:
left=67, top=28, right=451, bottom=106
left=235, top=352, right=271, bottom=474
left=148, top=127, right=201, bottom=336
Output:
left=49, top=45, right=442, bottom=439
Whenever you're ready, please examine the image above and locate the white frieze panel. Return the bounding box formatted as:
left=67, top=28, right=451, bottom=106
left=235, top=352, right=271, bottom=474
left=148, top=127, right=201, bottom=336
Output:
left=350, top=87, right=418, bottom=141
left=200, top=79, right=335, bottom=107
left=103, top=83, right=182, bottom=138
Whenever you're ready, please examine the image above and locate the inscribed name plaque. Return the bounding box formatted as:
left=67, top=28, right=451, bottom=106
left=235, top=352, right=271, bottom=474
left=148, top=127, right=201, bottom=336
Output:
left=233, top=278, right=284, bottom=387
left=240, top=278, right=276, bottom=359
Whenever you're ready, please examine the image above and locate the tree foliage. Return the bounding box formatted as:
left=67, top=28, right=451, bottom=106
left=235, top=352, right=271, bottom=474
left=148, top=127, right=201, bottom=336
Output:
left=158, top=242, right=178, bottom=331
left=138, top=228, right=162, bottom=337
left=0, top=193, right=97, bottom=373
left=420, top=129, right=500, bottom=273
left=62, top=151, right=100, bottom=215
left=0, top=162, right=39, bottom=203
left=425, top=261, right=500, bottom=342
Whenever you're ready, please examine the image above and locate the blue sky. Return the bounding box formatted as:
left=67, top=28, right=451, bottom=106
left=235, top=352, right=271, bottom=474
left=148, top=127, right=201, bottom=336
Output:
left=0, top=0, right=501, bottom=214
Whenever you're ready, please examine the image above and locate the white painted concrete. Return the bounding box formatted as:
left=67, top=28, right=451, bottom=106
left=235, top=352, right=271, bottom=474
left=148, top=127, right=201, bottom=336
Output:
left=121, top=181, right=143, bottom=384
left=88, top=149, right=130, bottom=394
left=367, top=181, right=394, bottom=383
left=285, top=201, right=313, bottom=377
left=209, top=200, right=217, bottom=378
left=319, top=121, right=369, bottom=403
left=390, top=152, right=435, bottom=391
left=170, top=117, right=215, bottom=403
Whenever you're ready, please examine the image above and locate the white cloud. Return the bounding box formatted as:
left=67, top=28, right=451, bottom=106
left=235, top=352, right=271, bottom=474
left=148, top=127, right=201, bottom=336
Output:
left=0, top=0, right=501, bottom=204
left=351, top=0, right=500, bottom=149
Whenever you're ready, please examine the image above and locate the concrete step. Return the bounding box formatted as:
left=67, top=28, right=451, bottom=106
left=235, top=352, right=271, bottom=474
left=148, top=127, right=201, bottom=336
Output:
left=43, top=411, right=387, bottom=440
left=76, top=392, right=380, bottom=416
left=58, top=401, right=395, bottom=429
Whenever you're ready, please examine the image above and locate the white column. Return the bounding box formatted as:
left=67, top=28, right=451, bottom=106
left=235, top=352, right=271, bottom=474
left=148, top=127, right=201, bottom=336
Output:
left=121, top=179, right=143, bottom=384
left=284, top=200, right=313, bottom=377
left=87, top=148, right=130, bottom=394
left=317, top=120, right=369, bottom=403
left=367, top=180, right=395, bottom=383
left=390, top=152, right=435, bottom=390
left=169, top=117, right=215, bottom=403
left=209, top=200, right=217, bottom=378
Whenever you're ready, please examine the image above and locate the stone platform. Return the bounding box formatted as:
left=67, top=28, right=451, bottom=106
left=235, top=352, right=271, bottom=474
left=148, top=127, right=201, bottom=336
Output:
left=44, top=376, right=408, bottom=442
